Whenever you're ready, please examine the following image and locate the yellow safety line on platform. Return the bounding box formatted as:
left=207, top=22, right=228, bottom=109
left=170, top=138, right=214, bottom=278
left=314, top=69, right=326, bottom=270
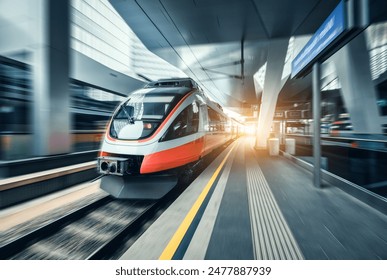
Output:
left=159, top=141, right=237, bottom=260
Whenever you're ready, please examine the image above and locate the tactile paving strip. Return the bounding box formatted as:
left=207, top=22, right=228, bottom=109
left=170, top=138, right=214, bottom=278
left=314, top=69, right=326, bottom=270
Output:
left=246, top=152, right=304, bottom=260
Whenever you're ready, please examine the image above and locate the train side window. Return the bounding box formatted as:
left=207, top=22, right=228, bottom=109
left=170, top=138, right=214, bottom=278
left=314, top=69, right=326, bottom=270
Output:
left=160, top=102, right=199, bottom=141
left=208, top=107, right=220, bottom=131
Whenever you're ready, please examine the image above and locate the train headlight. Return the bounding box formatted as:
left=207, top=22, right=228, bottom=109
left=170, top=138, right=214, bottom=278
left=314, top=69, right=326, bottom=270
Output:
left=98, top=157, right=128, bottom=176
left=109, top=162, right=117, bottom=173
left=100, top=161, right=109, bottom=172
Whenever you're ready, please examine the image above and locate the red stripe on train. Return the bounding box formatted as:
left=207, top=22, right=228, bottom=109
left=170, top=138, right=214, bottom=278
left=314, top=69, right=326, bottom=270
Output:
left=140, top=137, right=204, bottom=174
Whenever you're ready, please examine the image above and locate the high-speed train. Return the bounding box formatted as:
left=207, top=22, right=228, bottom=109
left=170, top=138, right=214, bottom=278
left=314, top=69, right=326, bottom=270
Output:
left=97, top=78, right=240, bottom=199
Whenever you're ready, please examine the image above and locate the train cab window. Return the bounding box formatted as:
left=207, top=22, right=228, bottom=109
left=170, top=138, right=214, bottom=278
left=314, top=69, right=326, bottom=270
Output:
left=160, top=102, right=199, bottom=141
left=110, top=94, right=175, bottom=140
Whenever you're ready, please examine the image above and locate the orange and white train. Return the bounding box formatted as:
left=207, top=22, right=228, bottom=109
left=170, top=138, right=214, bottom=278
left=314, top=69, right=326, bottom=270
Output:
left=97, top=78, right=240, bottom=199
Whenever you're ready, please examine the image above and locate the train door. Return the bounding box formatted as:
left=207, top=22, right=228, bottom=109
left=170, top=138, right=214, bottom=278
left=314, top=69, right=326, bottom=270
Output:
left=199, top=103, right=209, bottom=155
left=206, top=106, right=221, bottom=152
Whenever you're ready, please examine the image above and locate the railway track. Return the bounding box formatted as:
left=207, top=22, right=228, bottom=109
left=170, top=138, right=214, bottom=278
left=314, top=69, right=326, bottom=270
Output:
left=0, top=195, right=159, bottom=260
left=0, top=143, right=231, bottom=260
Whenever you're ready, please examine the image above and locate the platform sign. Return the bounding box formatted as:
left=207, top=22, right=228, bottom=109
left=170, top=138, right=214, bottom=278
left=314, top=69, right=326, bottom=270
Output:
left=274, top=111, right=284, bottom=120
left=285, top=110, right=302, bottom=119
left=291, top=1, right=346, bottom=78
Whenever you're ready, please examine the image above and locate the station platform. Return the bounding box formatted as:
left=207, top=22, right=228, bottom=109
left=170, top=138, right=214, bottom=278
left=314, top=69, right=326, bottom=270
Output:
left=120, top=137, right=387, bottom=260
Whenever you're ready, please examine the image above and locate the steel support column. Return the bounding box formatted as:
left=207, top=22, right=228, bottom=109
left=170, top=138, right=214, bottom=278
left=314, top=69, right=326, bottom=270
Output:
left=312, top=63, right=321, bottom=188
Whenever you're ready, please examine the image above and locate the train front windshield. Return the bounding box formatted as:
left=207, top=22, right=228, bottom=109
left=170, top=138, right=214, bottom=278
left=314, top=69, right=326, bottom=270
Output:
left=109, top=93, right=175, bottom=140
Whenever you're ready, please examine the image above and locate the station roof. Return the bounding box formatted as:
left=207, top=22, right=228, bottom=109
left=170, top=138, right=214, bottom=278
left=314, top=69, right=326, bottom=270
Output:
left=110, top=0, right=387, bottom=116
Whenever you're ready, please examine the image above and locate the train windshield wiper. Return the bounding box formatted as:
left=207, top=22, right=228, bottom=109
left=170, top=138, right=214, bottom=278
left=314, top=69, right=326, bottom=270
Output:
left=120, top=103, right=136, bottom=124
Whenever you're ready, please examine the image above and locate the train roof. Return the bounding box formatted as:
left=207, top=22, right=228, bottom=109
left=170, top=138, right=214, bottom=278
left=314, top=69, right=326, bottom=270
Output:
left=145, top=78, right=199, bottom=89
left=139, top=86, right=193, bottom=96
left=131, top=78, right=223, bottom=111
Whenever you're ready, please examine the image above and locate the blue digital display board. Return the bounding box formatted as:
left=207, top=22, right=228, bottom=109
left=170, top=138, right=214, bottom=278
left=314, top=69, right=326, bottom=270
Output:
left=291, top=1, right=346, bottom=78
